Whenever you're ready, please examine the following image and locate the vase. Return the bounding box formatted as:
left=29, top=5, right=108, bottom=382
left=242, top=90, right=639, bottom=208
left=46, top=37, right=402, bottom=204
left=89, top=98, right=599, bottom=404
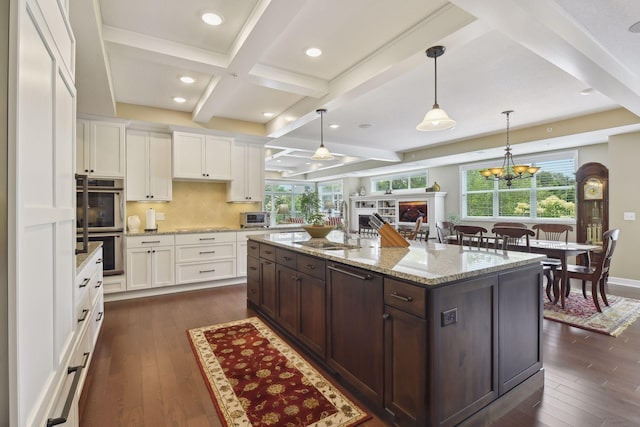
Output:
left=127, top=215, right=141, bottom=233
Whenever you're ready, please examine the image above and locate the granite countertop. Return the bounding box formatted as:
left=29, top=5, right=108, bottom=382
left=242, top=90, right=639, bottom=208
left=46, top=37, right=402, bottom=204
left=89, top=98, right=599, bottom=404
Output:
left=250, top=230, right=545, bottom=286
left=76, top=241, right=102, bottom=270
left=126, top=224, right=303, bottom=237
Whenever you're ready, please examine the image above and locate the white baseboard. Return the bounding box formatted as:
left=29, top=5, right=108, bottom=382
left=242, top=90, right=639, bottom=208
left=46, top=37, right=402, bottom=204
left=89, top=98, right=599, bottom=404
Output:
left=104, top=277, right=246, bottom=302
left=608, top=276, right=640, bottom=289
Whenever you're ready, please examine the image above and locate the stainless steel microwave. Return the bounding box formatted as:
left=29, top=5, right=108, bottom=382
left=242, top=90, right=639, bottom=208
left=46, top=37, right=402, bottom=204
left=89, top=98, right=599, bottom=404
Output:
left=240, top=212, right=270, bottom=228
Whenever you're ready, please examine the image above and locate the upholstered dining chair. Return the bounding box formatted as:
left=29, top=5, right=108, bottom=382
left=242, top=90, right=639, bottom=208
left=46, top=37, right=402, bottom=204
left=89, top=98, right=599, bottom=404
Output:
left=531, top=223, right=573, bottom=243
left=454, top=225, right=488, bottom=248
left=436, top=221, right=455, bottom=243
left=493, top=221, right=527, bottom=229
left=564, top=228, right=619, bottom=312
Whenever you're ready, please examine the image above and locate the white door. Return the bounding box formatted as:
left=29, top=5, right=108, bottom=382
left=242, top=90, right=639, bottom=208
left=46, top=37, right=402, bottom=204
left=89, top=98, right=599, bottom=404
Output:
left=125, top=130, right=149, bottom=201
left=152, top=247, right=175, bottom=287
left=227, top=142, right=248, bottom=202
left=126, top=248, right=152, bottom=290
left=148, top=133, right=172, bottom=201
left=173, top=132, right=205, bottom=179
left=245, top=143, right=265, bottom=201
left=90, top=121, right=125, bottom=177
left=204, top=136, right=232, bottom=180
left=76, top=119, right=89, bottom=174
left=11, top=1, right=77, bottom=425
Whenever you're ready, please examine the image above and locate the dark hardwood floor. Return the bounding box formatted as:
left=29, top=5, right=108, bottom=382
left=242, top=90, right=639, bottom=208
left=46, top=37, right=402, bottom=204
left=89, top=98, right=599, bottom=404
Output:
left=80, top=284, right=640, bottom=427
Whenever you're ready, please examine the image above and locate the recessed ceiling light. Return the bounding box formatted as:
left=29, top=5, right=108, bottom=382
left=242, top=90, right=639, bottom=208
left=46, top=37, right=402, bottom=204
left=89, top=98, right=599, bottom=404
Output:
left=580, top=88, right=593, bottom=96
left=329, top=124, right=339, bottom=129
left=305, top=47, right=322, bottom=57
left=201, top=12, right=223, bottom=26
left=262, top=112, right=274, bottom=117
left=173, top=97, right=186, bottom=103
left=180, top=76, right=195, bottom=84
left=629, top=21, right=640, bottom=33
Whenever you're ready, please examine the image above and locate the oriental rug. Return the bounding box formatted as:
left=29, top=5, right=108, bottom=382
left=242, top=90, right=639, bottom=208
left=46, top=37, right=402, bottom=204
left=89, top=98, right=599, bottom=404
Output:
left=544, top=290, right=640, bottom=337
left=187, top=317, right=369, bottom=427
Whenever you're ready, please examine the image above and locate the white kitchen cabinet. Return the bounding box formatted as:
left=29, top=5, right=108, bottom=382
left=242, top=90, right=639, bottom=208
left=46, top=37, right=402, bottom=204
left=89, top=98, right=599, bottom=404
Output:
left=126, top=130, right=172, bottom=201
left=227, top=142, right=265, bottom=202
left=172, top=131, right=232, bottom=181
left=236, top=229, right=272, bottom=276
left=175, top=232, right=237, bottom=285
left=126, top=235, right=175, bottom=290
left=77, top=120, right=126, bottom=178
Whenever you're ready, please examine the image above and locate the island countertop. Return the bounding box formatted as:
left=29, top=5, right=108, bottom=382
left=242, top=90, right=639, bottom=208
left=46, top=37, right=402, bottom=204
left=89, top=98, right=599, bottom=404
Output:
left=249, top=230, right=545, bottom=286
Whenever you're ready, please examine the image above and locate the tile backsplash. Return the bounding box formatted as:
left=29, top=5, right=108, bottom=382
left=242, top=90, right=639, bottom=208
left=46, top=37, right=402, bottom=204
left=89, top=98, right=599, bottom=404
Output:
left=125, top=181, right=260, bottom=231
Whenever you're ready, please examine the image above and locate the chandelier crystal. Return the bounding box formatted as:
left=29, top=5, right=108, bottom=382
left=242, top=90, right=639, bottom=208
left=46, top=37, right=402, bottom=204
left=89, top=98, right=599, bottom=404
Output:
left=480, top=110, right=540, bottom=188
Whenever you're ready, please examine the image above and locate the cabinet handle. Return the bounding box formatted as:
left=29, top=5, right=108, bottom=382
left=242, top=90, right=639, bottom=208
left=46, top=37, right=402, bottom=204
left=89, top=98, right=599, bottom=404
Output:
left=391, top=292, right=413, bottom=303
left=199, top=269, right=216, bottom=273
left=199, top=237, right=216, bottom=241
left=78, top=309, right=89, bottom=323
left=249, top=245, right=257, bottom=249
left=150, top=195, right=154, bottom=198
left=79, top=277, right=90, bottom=288
left=84, top=169, right=88, bottom=173
left=263, top=261, right=272, bottom=265
left=291, top=275, right=296, bottom=280
left=46, top=365, right=83, bottom=427
left=96, top=312, right=103, bottom=322
left=264, top=250, right=273, bottom=254
left=199, top=250, right=216, bottom=254
left=96, top=258, right=103, bottom=264
left=95, top=280, right=103, bottom=288
left=249, top=266, right=257, bottom=271
left=283, top=256, right=292, bottom=261
left=328, top=265, right=372, bottom=281
left=142, top=240, right=160, bottom=244
left=81, top=352, right=90, bottom=368
left=304, top=264, right=316, bottom=270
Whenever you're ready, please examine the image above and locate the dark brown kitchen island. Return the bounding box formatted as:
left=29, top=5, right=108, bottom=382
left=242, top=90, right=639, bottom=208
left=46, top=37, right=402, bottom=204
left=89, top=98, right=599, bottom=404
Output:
left=247, top=231, right=546, bottom=427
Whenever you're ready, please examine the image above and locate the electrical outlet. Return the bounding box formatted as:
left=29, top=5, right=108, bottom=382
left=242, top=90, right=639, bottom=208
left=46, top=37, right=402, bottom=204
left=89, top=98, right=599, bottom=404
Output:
left=441, top=308, right=457, bottom=326
left=623, top=212, right=635, bottom=221
left=156, top=212, right=165, bottom=221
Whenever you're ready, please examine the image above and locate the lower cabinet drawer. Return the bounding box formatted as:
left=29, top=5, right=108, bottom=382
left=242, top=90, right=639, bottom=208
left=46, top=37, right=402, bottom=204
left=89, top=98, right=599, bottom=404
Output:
left=384, top=278, right=427, bottom=318
left=176, top=259, right=236, bottom=285
left=175, top=242, right=236, bottom=263
left=91, top=293, right=104, bottom=346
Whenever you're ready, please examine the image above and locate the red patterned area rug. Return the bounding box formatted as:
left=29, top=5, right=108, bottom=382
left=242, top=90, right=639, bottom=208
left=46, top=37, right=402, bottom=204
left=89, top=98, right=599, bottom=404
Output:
left=544, top=290, right=640, bottom=336
left=187, top=317, right=370, bottom=427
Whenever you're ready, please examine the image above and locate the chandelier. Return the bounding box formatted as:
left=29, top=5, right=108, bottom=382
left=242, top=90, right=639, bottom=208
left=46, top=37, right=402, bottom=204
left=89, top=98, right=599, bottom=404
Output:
left=311, top=108, right=334, bottom=161
left=480, top=110, right=540, bottom=188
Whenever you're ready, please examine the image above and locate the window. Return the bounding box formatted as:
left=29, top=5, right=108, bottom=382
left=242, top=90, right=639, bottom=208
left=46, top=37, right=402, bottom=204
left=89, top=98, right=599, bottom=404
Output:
left=317, top=180, right=343, bottom=217
left=264, top=181, right=315, bottom=223
left=462, top=152, right=576, bottom=220
left=370, top=171, right=427, bottom=193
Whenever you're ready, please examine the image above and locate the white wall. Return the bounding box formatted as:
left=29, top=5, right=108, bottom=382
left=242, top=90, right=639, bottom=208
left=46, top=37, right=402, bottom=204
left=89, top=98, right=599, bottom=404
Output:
left=1, top=0, right=10, bottom=423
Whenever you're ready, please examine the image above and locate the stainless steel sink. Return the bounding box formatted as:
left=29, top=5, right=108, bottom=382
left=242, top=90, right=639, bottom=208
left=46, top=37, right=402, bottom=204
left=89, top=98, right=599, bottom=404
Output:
left=293, top=240, right=360, bottom=250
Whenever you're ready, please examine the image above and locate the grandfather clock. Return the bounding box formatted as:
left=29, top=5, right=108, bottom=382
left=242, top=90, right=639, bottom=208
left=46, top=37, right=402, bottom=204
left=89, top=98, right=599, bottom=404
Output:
left=576, top=162, right=608, bottom=264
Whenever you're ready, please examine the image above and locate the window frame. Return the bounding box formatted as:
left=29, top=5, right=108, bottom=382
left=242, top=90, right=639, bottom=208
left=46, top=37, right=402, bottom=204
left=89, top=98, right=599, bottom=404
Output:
left=460, top=150, right=578, bottom=223
left=369, top=170, right=428, bottom=194
left=317, top=179, right=344, bottom=217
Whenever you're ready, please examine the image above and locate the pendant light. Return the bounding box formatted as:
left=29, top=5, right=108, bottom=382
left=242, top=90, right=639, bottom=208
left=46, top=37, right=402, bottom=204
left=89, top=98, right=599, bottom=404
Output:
left=416, top=46, right=456, bottom=131
left=480, top=110, right=540, bottom=188
left=311, top=108, right=334, bottom=160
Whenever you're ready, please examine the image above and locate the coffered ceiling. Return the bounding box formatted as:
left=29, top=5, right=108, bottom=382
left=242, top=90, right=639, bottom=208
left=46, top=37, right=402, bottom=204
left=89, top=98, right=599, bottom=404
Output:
left=70, top=0, right=640, bottom=180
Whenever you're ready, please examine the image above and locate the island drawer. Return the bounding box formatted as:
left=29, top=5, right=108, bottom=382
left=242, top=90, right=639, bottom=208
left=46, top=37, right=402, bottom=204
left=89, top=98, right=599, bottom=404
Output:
left=260, top=244, right=276, bottom=261
left=247, top=241, right=260, bottom=258
left=276, top=248, right=296, bottom=268
left=384, top=278, right=426, bottom=318
left=297, top=254, right=325, bottom=280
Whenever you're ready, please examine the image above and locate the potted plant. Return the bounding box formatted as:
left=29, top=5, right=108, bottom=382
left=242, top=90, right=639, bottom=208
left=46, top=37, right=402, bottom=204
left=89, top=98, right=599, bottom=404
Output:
left=299, top=190, right=321, bottom=223
left=299, top=193, right=335, bottom=238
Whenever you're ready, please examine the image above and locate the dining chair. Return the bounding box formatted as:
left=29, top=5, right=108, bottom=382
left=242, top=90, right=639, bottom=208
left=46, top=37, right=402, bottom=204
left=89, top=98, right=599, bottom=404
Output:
left=493, top=221, right=527, bottom=229
left=491, top=226, right=535, bottom=251
left=564, top=228, right=619, bottom=312
left=454, top=225, right=488, bottom=248
left=399, top=217, right=423, bottom=241
left=436, top=221, right=454, bottom=243
left=531, top=223, right=573, bottom=243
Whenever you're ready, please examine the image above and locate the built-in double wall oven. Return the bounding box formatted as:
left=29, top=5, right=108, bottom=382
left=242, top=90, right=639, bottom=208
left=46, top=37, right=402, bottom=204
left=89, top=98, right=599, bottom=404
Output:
left=76, top=176, right=125, bottom=275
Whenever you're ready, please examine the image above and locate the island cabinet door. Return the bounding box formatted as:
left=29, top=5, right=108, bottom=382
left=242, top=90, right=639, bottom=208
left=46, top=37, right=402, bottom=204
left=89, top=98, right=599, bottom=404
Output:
left=260, top=259, right=276, bottom=319
left=327, top=262, right=384, bottom=406
left=276, top=264, right=299, bottom=336
left=383, top=305, right=428, bottom=427
left=297, top=271, right=326, bottom=358
left=498, top=263, right=543, bottom=395
left=246, top=255, right=260, bottom=306
left=430, top=275, right=499, bottom=427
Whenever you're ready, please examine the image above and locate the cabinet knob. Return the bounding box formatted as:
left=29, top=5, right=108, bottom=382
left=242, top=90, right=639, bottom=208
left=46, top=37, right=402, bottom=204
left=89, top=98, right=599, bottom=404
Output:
left=84, top=169, right=89, bottom=173
left=382, top=313, right=390, bottom=320
left=90, top=169, right=94, bottom=173
left=146, top=195, right=150, bottom=198
left=150, top=195, right=154, bottom=198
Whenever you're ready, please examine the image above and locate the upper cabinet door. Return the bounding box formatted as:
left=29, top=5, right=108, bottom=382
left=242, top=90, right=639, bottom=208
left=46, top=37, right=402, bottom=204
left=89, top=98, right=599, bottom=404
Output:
left=76, top=120, right=125, bottom=177
left=227, top=142, right=264, bottom=202
left=125, top=130, right=148, bottom=201
left=204, top=136, right=232, bottom=180
left=126, top=130, right=172, bottom=201
left=148, top=132, right=172, bottom=201
left=173, top=131, right=232, bottom=181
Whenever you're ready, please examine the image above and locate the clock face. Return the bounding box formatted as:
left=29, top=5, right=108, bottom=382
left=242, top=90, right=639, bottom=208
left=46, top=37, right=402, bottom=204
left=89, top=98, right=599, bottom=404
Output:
left=583, top=178, right=603, bottom=200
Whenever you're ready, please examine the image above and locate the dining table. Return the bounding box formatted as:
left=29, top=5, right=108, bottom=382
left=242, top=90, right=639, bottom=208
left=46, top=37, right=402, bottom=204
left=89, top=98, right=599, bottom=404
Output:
left=445, top=234, right=600, bottom=308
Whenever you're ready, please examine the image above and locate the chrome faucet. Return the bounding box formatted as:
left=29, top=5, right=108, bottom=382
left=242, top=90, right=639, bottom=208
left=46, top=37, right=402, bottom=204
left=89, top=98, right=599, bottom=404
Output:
left=341, top=200, right=350, bottom=243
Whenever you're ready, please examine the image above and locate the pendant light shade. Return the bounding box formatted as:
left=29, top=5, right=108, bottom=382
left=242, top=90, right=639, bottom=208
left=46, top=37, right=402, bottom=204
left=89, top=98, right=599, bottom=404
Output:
left=416, top=46, right=456, bottom=131
left=311, top=108, right=334, bottom=161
